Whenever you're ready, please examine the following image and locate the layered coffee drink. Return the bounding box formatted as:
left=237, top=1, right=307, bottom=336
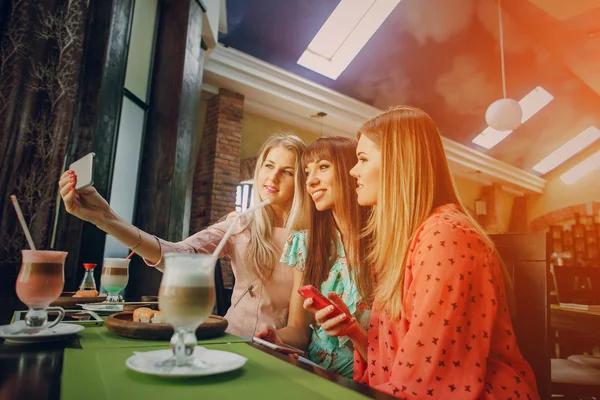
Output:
left=155, top=253, right=217, bottom=369
left=159, top=254, right=216, bottom=330
left=16, top=250, right=66, bottom=309
left=101, top=266, right=128, bottom=293
left=101, top=258, right=130, bottom=302
left=16, top=250, right=68, bottom=328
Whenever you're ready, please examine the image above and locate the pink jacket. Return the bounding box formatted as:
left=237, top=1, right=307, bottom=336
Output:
left=145, top=213, right=293, bottom=337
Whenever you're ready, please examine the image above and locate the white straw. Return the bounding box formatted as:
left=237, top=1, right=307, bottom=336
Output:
left=211, top=200, right=271, bottom=261
left=10, top=195, right=36, bottom=251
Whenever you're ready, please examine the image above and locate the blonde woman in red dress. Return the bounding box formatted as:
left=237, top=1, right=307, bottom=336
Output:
left=304, top=106, right=540, bottom=399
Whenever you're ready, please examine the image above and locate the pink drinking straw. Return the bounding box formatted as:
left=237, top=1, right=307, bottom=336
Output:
left=10, top=195, right=36, bottom=250
left=126, top=251, right=134, bottom=260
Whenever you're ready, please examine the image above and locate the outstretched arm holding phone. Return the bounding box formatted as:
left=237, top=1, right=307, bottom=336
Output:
left=58, top=170, right=163, bottom=263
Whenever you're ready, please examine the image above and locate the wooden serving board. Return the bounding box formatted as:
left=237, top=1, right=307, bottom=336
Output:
left=51, top=292, right=108, bottom=308
left=105, top=312, right=228, bottom=340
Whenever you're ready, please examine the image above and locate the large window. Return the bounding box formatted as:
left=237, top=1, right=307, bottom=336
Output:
left=235, top=181, right=253, bottom=213
left=104, top=0, right=158, bottom=258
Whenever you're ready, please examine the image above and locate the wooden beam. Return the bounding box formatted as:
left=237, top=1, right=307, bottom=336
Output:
left=130, top=0, right=205, bottom=300
left=54, top=0, right=134, bottom=289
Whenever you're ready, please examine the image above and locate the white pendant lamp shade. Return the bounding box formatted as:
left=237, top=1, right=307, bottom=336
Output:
left=485, top=98, right=522, bottom=131
left=483, top=0, right=522, bottom=133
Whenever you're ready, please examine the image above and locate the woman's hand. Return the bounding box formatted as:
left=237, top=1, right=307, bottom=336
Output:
left=303, top=292, right=360, bottom=338
left=255, top=323, right=283, bottom=345
left=58, top=170, right=111, bottom=226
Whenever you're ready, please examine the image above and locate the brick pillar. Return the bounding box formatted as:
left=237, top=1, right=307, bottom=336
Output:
left=191, top=88, right=244, bottom=232
left=191, top=89, right=243, bottom=289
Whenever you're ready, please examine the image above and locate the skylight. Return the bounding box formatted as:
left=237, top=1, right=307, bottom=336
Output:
left=297, top=0, right=402, bottom=80
left=560, top=150, right=600, bottom=185
left=532, top=126, right=600, bottom=174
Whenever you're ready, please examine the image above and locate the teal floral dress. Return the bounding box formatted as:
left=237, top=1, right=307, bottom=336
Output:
left=280, top=230, right=370, bottom=378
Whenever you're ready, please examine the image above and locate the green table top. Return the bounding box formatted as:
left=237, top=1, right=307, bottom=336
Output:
left=61, top=342, right=370, bottom=400
left=77, top=326, right=248, bottom=349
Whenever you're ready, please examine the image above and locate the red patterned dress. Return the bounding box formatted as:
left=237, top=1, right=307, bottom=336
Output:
left=354, top=204, right=539, bottom=399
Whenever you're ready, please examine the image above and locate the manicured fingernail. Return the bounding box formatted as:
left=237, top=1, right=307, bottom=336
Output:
left=338, top=314, right=348, bottom=321
left=327, top=306, right=334, bottom=312
left=307, top=298, right=313, bottom=304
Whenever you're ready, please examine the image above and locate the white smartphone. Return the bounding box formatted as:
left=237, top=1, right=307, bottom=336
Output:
left=252, top=336, right=305, bottom=356
left=69, top=152, right=95, bottom=190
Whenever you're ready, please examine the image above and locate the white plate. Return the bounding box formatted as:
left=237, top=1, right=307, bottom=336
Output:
left=126, top=347, right=248, bottom=377
left=0, top=321, right=84, bottom=343
left=80, top=303, right=123, bottom=313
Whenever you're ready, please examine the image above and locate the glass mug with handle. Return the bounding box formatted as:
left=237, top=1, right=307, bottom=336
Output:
left=16, top=250, right=68, bottom=330
left=157, top=253, right=216, bottom=369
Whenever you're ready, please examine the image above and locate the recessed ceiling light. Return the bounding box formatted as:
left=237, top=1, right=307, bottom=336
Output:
left=532, top=126, right=600, bottom=174
left=472, top=86, right=553, bottom=149
left=560, top=150, right=600, bottom=185
left=297, top=0, right=402, bottom=80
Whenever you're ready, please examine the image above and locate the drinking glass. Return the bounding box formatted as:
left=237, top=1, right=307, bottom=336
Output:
left=16, top=250, right=68, bottom=329
left=101, top=258, right=130, bottom=302
left=157, top=253, right=216, bottom=369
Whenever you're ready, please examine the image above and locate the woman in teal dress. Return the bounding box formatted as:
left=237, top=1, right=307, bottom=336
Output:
left=256, top=136, right=370, bottom=378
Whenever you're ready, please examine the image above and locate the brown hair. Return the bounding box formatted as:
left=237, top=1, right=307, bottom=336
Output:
left=301, top=136, right=371, bottom=296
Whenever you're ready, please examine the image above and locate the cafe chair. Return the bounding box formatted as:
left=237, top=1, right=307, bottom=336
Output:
left=492, top=232, right=552, bottom=399
left=214, top=259, right=233, bottom=317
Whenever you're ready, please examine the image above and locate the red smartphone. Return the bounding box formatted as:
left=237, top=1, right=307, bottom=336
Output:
left=297, top=285, right=345, bottom=317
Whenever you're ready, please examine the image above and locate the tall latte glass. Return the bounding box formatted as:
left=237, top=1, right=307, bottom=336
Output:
left=101, top=258, right=130, bottom=302
left=158, top=253, right=216, bottom=369
left=16, top=250, right=68, bottom=329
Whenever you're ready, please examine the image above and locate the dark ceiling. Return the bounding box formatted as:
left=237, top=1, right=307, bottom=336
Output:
left=220, top=0, right=600, bottom=176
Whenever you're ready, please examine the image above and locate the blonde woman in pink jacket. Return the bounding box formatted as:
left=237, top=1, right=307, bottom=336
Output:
left=58, top=133, right=310, bottom=336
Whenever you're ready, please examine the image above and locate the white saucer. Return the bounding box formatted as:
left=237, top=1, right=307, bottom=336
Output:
left=126, top=347, right=247, bottom=377
left=80, top=303, right=123, bottom=313
left=0, top=321, right=84, bottom=343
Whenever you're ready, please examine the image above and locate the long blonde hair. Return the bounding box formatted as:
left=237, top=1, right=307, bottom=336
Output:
left=242, top=133, right=308, bottom=281
left=359, top=106, right=514, bottom=319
